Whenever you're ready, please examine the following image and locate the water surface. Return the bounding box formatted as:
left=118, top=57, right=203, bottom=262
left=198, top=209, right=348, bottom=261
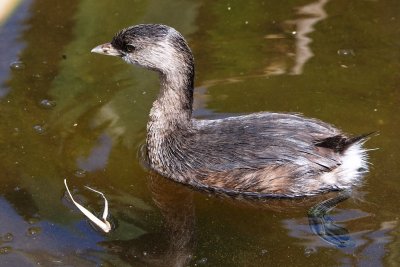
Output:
left=0, top=0, right=399, bottom=266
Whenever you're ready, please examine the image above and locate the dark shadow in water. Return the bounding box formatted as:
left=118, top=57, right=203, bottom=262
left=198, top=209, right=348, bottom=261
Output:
left=98, top=172, right=354, bottom=266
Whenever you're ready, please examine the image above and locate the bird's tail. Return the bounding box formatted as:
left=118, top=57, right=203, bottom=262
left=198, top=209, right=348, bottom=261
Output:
left=315, top=132, right=375, bottom=153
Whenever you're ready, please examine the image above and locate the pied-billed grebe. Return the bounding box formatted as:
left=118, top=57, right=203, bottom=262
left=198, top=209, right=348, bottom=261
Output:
left=92, top=24, right=370, bottom=198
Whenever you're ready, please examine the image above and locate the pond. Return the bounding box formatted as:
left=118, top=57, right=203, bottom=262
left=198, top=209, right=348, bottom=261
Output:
left=0, top=0, right=399, bottom=266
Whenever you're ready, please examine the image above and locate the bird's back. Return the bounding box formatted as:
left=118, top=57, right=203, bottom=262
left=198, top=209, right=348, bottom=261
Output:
left=146, top=112, right=369, bottom=197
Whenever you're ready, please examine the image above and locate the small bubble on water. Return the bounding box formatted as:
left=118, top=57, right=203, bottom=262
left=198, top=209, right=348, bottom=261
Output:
left=304, top=247, right=317, bottom=257
left=39, top=99, right=56, bottom=109
left=32, top=73, right=43, bottom=80
left=337, top=49, right=355, bottom=57
left=9, top=61, right=26, bottom=71
left=195, top=258, right=208, bottom=265
left=33, top=125, right=46, bottom=134
left=0, top=246, right=12, bottom=254
left=2, top=233, right=14, bottom=242
left=28, top=217, right=40, bottom=225
left=26, top=227, right=42, bottom=237
left=74, top=169, right=87, bottom=178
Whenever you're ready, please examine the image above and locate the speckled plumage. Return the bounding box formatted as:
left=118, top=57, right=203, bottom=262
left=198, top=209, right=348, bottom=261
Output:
left=92, top=24, right=370, bottom=198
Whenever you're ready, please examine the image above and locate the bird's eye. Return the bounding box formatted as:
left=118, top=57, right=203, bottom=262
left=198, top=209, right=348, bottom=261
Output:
left=125, top=44, right=135, bottom=53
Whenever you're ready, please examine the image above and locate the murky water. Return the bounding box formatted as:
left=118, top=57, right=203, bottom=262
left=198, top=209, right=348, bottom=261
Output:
left=0, top=0, right=399, bottom=266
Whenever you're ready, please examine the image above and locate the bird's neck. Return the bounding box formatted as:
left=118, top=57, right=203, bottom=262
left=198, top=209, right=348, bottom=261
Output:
left=147, top=64, right=194, bottom=141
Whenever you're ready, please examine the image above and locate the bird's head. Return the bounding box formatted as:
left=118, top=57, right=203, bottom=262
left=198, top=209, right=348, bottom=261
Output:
left=91, top=24, right=193, bottom=75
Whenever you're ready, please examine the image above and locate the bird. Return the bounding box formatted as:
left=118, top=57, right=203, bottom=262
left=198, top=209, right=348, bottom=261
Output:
left=91, top=24, right=370, bottom=198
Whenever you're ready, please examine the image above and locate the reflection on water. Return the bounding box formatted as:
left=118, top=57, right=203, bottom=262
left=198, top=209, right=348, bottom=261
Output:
left=77, top=133, right=113, bottom=172
left=285, top=209, right=398, bottom=265
left=0, top=0, right=31, bottom=99
left=0, top=0, right=399, bottom=266
left=196, top=0, right=331, bottom=109
left=95, top=174, right=195, bottom=266
left=264, top=0, right=330, bottom=76
left=289, top=0, right=330, bottom=75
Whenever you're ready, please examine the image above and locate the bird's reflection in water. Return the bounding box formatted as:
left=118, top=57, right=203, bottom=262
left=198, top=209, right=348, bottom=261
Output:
left=98, top=174, right=195, bottom=266
left=99, top=173, right=354, bottom=266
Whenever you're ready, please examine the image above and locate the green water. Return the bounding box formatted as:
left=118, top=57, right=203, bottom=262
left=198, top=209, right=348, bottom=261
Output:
left=0, top=0, right=399, bottom=266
